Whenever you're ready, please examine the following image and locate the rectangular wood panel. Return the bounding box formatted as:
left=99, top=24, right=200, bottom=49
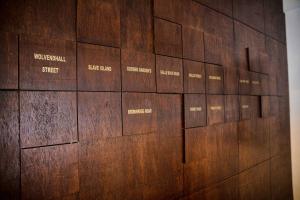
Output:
left=184, top=94, right=206, bottom=128
left=225, top=95, right=240, bottom=122
left=207, top=95, right=225, bottom=125
left=183, top=60, right=205, bottom=94
left=206, top=64, right=224, bottom=94
left=182, top=26, right=204, bottom=62
left=154, top=0, right=183, bottom=24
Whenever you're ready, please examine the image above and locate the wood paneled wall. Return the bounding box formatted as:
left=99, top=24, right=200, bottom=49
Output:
left=0, top=0, right=292, bottom=199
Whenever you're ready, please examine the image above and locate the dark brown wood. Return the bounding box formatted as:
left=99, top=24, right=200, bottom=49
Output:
left=238, top=119, right=270, bottom=171
left=21, top=144, right=79, bottom=200
left=20, top=91, right=77, bottom=148
left=0, top=0, right=22, bottom=34
left=233, top=0, right=265, bottom=32
left=77, top=0, right=120, bottom=47
left=239, top=95, right=251, bottom=120
left=122, top=93, right=157, bottom=135
left=0, top=92, right=19, bottom=200
left=0, top=32, right=18, bottom=89
left=207, top=95, right=225, bottom=125
left=194, top=0, right=233, bottom=16
left=183, top=60, right=205, bottom=94
left=184, top=122, right=238, bottom=193
left=78, top=92, right=122, bottom=142
left=182, top=0, right=205, bottom=29
left=21, top=0, right=76, bottom=40
left=154, top=18, right=182, bottom=58
left=19, top=35, right=76, bottom=90
left=77, top=43, right=121, bottom=91
left=225, top=95, right=240, bottom=122
left=224, top=66, right=239, bottom=94
left=182, top=26, right=204, bottom=62
left=121, top=49, right=156, bottom=92
left=204, top=33, right=223, bottom=65
left=157, top=94, right=182, bottom=137
left=248, top=48, right=270, bottom=74
left=184, top=94, right=206, bottom=128
left=121, top=0, right=153, bottom=52
left=154, top=0, right=183, bottom=24
left=250, top=72, right=261, bottom=95
left=206, top=64, right=224, bottom=94
left=239, top=70, right=251, bottom=95
left=156, top=55, right=183, bottom=93
left=239, top=161, right=271, bottom=200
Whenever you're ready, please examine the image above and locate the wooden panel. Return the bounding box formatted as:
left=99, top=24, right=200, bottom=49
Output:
left=238, top=119, right=270, bottom=171
left=224, top=67, right=239, bottom=94
left=182, top=0, right=205, bottom=29
left=121, top=0, right=153, bottom=52
left=0, top=0, right=22, bottom=33
left=248, top=48, right=270, bottom=74
left=0, top=92, right=19, bottom=200
left=206, top=64, right=224, bottom=94
left=183, top=60, right=205, bottom=93
left=225, top=95, right=239, bottom=122
left=250, top=72, right=261, bottom=95
left=270, top=116, right=290, bottom=157
left=270, top=154, right=293, bottom=200
left=77, top=43, right=121, bottom=91
left=154, top=18, right=182, bottom=58
left=233, top=0, right=265, bottom=32
left=261, top=96, right=279, bottom=118
left=184, top=94, right=206, bottom=128
left=181, top=176, right=238, bottom=200
left=156, top=55, right=183, bottom=93
left=239, top=96, right=261, bottom=120
left=239, top=161, right=270, bottom=200
left=184, top=123, right=238, bottom=193
left=157, top=94, right=182, bottom=137
left=78, top=92, right=122, bottom=142
left=154, top=0, right=183, bottom=24
left=182, top=26, right=204, bottom=62
left=239, top=70, right=251, bottom=95
left=0, top=32, right=18, bottom=89
left=194, top=0, right=233, bottom=16
left=204, top=33, right=222, bottom=65
left=77, top=0, right=120, bottom=47
left=122, top=93, right=157, bottom=135
left=19, top=35, right=76, bottom=90
left=20, top=91, right=77, bottom=148
left=207, top=95, right=225, bottom=125
left=21, top=144, right=79, bottom=200
left=121, top=49, right=156, bottom=92
left=21, top=0, right=75, bottom=40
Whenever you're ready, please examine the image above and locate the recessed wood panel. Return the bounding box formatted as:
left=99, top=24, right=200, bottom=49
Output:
left=77, top=0, right=120, bottom=47
left=182, top=0, right=205, bottom=29
left=184, top=123, right=238, bottom=193
left=183, top=60, right=205, bottom=93
left=121, top=0, right=153, bottom=52
left=21, top=144, right=79, bottom=200
left=250, top=72, right=261, bottom=95
left=204, top=33, right=222, bottom=65
left=156, top=55, right=183, bottom=93
left=122, top=93, right=157, bottom=135
left=248, top=48, right=270, bottom=74
left=77, top=43, right=121, bottom=91
left=207, top=95, right=225, bottom=125
left=121, top=49, right=156, bottom=92
left=225, top=95, right=239, bottom=122
left=239, top=70, right=251, bottom=95
left=154, top=18, right=182, bottom=58
left=0, top=32, right=18, bottom=89
left=184, top=94, right=207, bottom=128
left=0, top=92, right=19, bottom=200
left=238, top=119, right=270, bottom=171
left=78, top=92, right=122, bottom=142
left=182, top=26, right=204, bottom=62
left=20, top=91, right=77, bottom=148
left=224, top=66, right=239, bottom=94
left=206, top=64, right=224, bottom=94
left=239, top=161, right=270, bottom=200
left=20, top=35, right=76, bottom=90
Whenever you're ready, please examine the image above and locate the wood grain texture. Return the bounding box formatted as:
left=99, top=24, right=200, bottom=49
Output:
left=78, top=92, right=122, bottom=142
left=77, top=43, right=121, bottom=91
left=121, top=49, right=155, bottom=92
left=0, top=92, right=19, bottom=200
left=194, top=0, right=233, bottom=17
left=21, top=144, right=79, bottom=200
left=121, top=0, right=153, bottom=52
left=156, top=55, right=183, bottom=93
left=182, top=26, right=204, bottom=62
left=183, top=60, right=205, bottom=93
left=207, top=95, right=225, bottom=125
left=0, top=32, right=18, bottom=89
left=224, top=67, right=239, bottom=94
left=122, top=93, right=157, bottom=135
left=184, top=94, right=206, bottom=128
left=204, top=33, right=223, bottom=65
left=154, top=0, right=183, bottom=24
left=239, top=70, right=251, bottom=95
left=19, top=35, right=76, bottom=90
left=77, top=0, right=120, bottom=47
left=154, top=18, right=182, bottom=58
left=20, top=91, right=77, bottom=148
left=206, top=64, right=224, bottom=94
left=225, top=95, right=239, bottom=122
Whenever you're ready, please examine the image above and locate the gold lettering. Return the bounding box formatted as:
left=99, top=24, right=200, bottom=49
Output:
left=128, top=108, right=152, bottom=115
left=160, top=70, right=180, bottom=76
left=188, top=73, right=202, bottom=79
left=240, top=79, right=250, bottom=84
left=33, top=53, right=66, bottom=63
left=210, top=106, right=222, bottom=110
left=88, top=64, right=112, bottom=72
left=242, top=105, right=249, bottom=109
left=190, top=107, right=202, bottom=112
left=126, top=66, right=152, bottom=74
left=41, top=66, right=59, bottom=74
left=209, top=75, right=221, bottom=80
left=252, top=80, right=260, bottom=85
